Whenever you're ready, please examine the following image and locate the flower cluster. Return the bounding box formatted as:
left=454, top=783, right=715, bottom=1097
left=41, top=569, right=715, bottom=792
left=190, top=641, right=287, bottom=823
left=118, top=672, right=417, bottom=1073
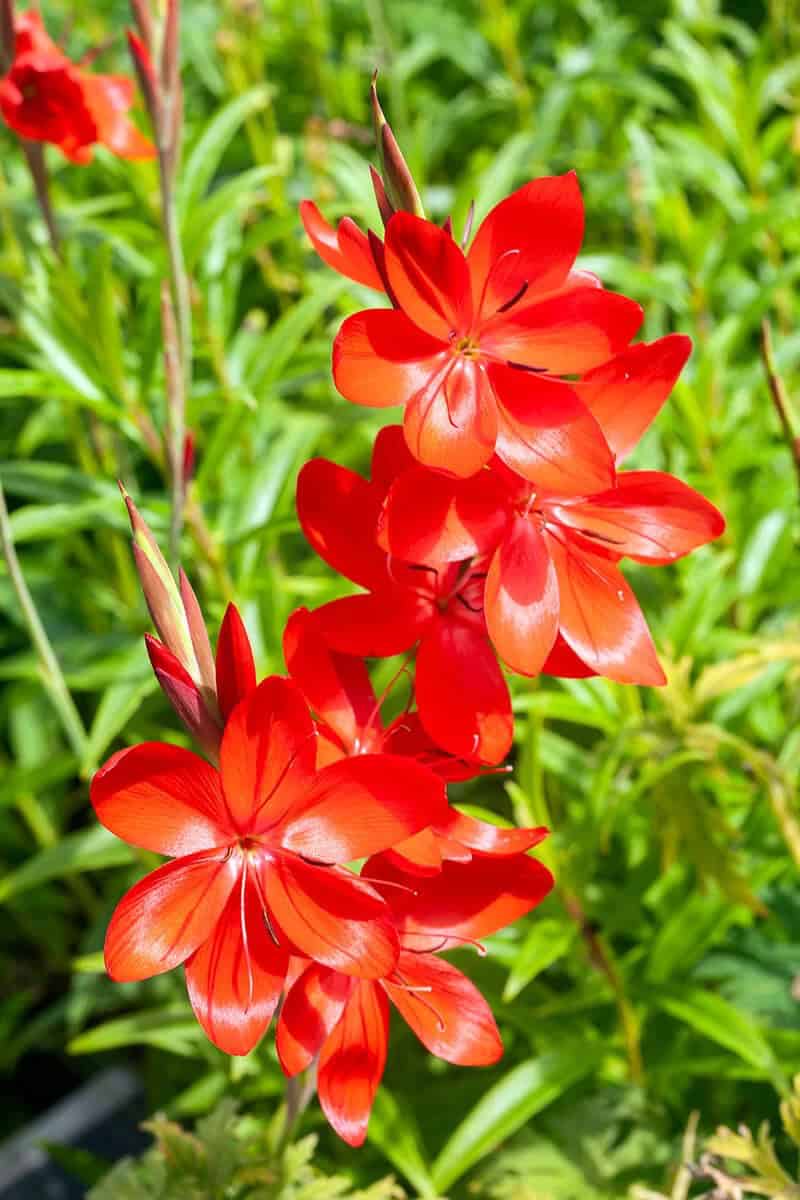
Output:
left=89, top=88, right=723, bottom=1147
left=0, top=10, right=153, bottom=162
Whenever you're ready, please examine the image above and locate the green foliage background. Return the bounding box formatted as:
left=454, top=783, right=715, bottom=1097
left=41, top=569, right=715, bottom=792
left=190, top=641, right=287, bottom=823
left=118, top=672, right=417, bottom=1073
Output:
left=0, top=0, right=799, bottom=1194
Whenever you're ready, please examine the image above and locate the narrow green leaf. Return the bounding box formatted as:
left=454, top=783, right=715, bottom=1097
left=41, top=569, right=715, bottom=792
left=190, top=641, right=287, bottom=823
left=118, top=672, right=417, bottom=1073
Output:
left=503, top=920, right=576, bottom=1002
left=0, top=827, right=134, bottom=903
left=69, top=1007, right=204, bottom=1056
left=431, top=1045, right=602, bottom=1192
left=368, top=1088, right=436, bottom=1197
left=180, top=85, right=271, bottom=216
left=657, top=987, right=785, bottom=1085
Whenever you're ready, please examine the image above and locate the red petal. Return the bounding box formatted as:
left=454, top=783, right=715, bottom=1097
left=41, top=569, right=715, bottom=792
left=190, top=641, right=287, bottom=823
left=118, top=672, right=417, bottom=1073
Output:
left=483, top=287, right=643, bottom=374
left=144, top=637, right=222, bottom=759
left=263, top=856, right=398, bottom=978
left=547, top=533, right=666, bottom=685
left=279, top=754, right=447, bottom=862
left=379, top=853, right=554, bottom=946
left=490, top=365, right=615, bottom=494
left=403, top=357, right=497, bottom=477
left=575, top=334, right=692, bottom=461
left=83, top=74, right=155, bottom=160
left=284, top=607, right=377, bottom=753
left=551, top=471, right=725, bottom=564
left=485, top=519, right=560, bottom=676
left=416, top=618, right=513, bottom=765
left=375, top=828, right=444, bottom=877
left=104, top=850, right=239, bottom=982
left=332, top=308, right=446, bottom=410
left=216, top=603, right=257, bottom=721
left=386, top=952, right=502, bottom=1066
left=468, top=173, right=584, bottom=316
left=382, top=712, right=482, bottom=782
left=313, top=589, right=431, bottom=657
left=438, top=808, right=548, bottom=857
left=277, top=964, right=354, bottom=1076
left=318, top=981, right=389, bottom=1147
left=185, top=875, right=288, bottom=1055
left=370, top=424, right=418, bottom=492
left=542, top=633, right=596, bottom=678
left=91, top=741, right=230, bottom=855
left=384, top=465, right=509, bottom=564
left=385, top=212, right=472, bottom=339
left=297, top=457, right=388, bottom=591
left=299, top=201, right=385, bottom=291
left=219, top=677, right=317, bottom=835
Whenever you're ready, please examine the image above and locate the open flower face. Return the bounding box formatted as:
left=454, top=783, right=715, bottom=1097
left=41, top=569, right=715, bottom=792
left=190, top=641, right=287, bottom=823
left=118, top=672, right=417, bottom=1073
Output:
left=91, top=677, right=447, bottom=1055
left=277, top=853, right=554, bottom=1146
left=307, top=174, right=646, bottom=482
left=0, top=10, right=154, bottom=162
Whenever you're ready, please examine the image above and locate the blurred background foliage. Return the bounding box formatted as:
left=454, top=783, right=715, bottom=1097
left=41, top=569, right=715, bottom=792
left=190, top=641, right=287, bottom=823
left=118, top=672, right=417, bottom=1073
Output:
left=0, top=0, right=799, bottom=1194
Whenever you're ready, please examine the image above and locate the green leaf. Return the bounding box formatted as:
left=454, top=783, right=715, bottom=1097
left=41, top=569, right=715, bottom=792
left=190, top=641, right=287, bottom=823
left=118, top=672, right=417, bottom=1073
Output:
left=69, top=1007, right=205, bottom=1056
left=503, top=920, right=576, bottom=1002
left=179, top=85, right=271, bottom=217
left=656, top=987, right=786, bottom=1086
left=368, top=1088, right=436, bottom=1197
left=0, top=827, right=134, bottom=903
left=81, top=667, right=159, bottom=774
left=431, top=1044, right=602, bottom=1192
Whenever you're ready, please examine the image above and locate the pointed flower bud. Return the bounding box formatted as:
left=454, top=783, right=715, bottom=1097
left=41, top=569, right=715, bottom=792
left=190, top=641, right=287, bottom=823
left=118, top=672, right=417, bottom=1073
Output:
left=370, top=75, right=424, bottom=219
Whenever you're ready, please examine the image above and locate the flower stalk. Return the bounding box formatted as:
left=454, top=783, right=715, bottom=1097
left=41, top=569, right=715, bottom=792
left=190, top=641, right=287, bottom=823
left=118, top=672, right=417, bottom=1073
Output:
left=0, top=477, right=88, bottom=759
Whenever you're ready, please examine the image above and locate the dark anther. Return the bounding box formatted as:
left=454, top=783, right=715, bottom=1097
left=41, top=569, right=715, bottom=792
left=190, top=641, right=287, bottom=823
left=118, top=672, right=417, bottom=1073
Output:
left=496, top=280, right=529, bottom=313
left=506, top=360, right=547, bottom=373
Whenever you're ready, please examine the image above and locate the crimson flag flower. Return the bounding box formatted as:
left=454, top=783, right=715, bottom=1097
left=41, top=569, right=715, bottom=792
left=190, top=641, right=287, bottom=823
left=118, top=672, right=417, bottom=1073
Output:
left=284, top=606, right=546, bottom=874
left=276, top=853, right=554, bottom=1146
left=91, top=675, right=447, bottom=1055
left=382, top=429, right=725, bottom=684
left=305, top=174, right=646, bottom=483
left=0, top=10, right=154, bottom=163
left=296, top=426, right=514, bottom=765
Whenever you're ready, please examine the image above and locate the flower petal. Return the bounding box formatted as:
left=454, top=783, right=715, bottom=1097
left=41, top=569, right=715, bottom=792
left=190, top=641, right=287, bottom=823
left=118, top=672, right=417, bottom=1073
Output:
left=403, top=357, right=497, bottom=478
left=385, top=212, right=472, bottom=338
left=468, top=173, right=584, bottom=315
left=383, top=465, right=510, bottom=563
left=575, top=334, right=692, bottom=461
left=277, top=963, right=354, bottom=1076
left=219, top=677, right=317, bottom=835
left=490, top=365, right=615, bottom=494
left=485, top=518, right=560, bottom=677
left=551, top=470, right=725, bottom=564
left=299, top=201, right=385, bottom=291
left=185, top=875, right=288, bottom=1055
left=91, top=742, right=230, bottom=855
left=279, top=754, right=447, bottom=862
left=439, top=808, right=548, bottom=857
left=373, top=853, right=554, bottom=946
left=83, top=74, right=155, bottom=160
left=216, top=603, right=257, bottom=721
left=542, top=633, right=596, bottom=678
left=332, top=309, right=447, bottom=410
left=386, top=952, right=502, bottom=1066
left=297, top=457, right=388, bottom=591
left=104, top=850, right=239, bottom=982
left=313, top=589, right=431, bottom=658
left=382, top=712, right=482, bottom=782
left=547, top=533, right=666, bottom=685
left=318, top=981, right=390, bottom=1147
left=284, top=607, right=377, bottom=753
left=263, top=856, right=398, bottom=978
left=370, top=423, right=419, bottom=491
left=484, top=287, right=643, bottom=374
left=416, top=618, right=513, bottom=765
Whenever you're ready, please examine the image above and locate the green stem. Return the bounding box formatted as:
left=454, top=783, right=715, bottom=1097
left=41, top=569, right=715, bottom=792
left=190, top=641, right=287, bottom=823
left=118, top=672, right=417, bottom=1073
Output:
left=0, top=477, right=88, bottom=758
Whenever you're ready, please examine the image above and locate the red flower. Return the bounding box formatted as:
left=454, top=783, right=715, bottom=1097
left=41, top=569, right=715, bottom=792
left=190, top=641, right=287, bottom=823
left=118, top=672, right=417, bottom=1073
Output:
left=382, top=430, right=725, bottom=684
left=299, top=200, right=385, bottom=291
left=0, top=11, right=154, bottom=163
left=91, top=675, right=447, bottom=1055
left=296, top=426, right=514, bottom=765
left=323, top=174, right=644, bottom=481
left=284, top=606, right=546, bottom=874
left=276, top=853, right=554, bottom=1146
